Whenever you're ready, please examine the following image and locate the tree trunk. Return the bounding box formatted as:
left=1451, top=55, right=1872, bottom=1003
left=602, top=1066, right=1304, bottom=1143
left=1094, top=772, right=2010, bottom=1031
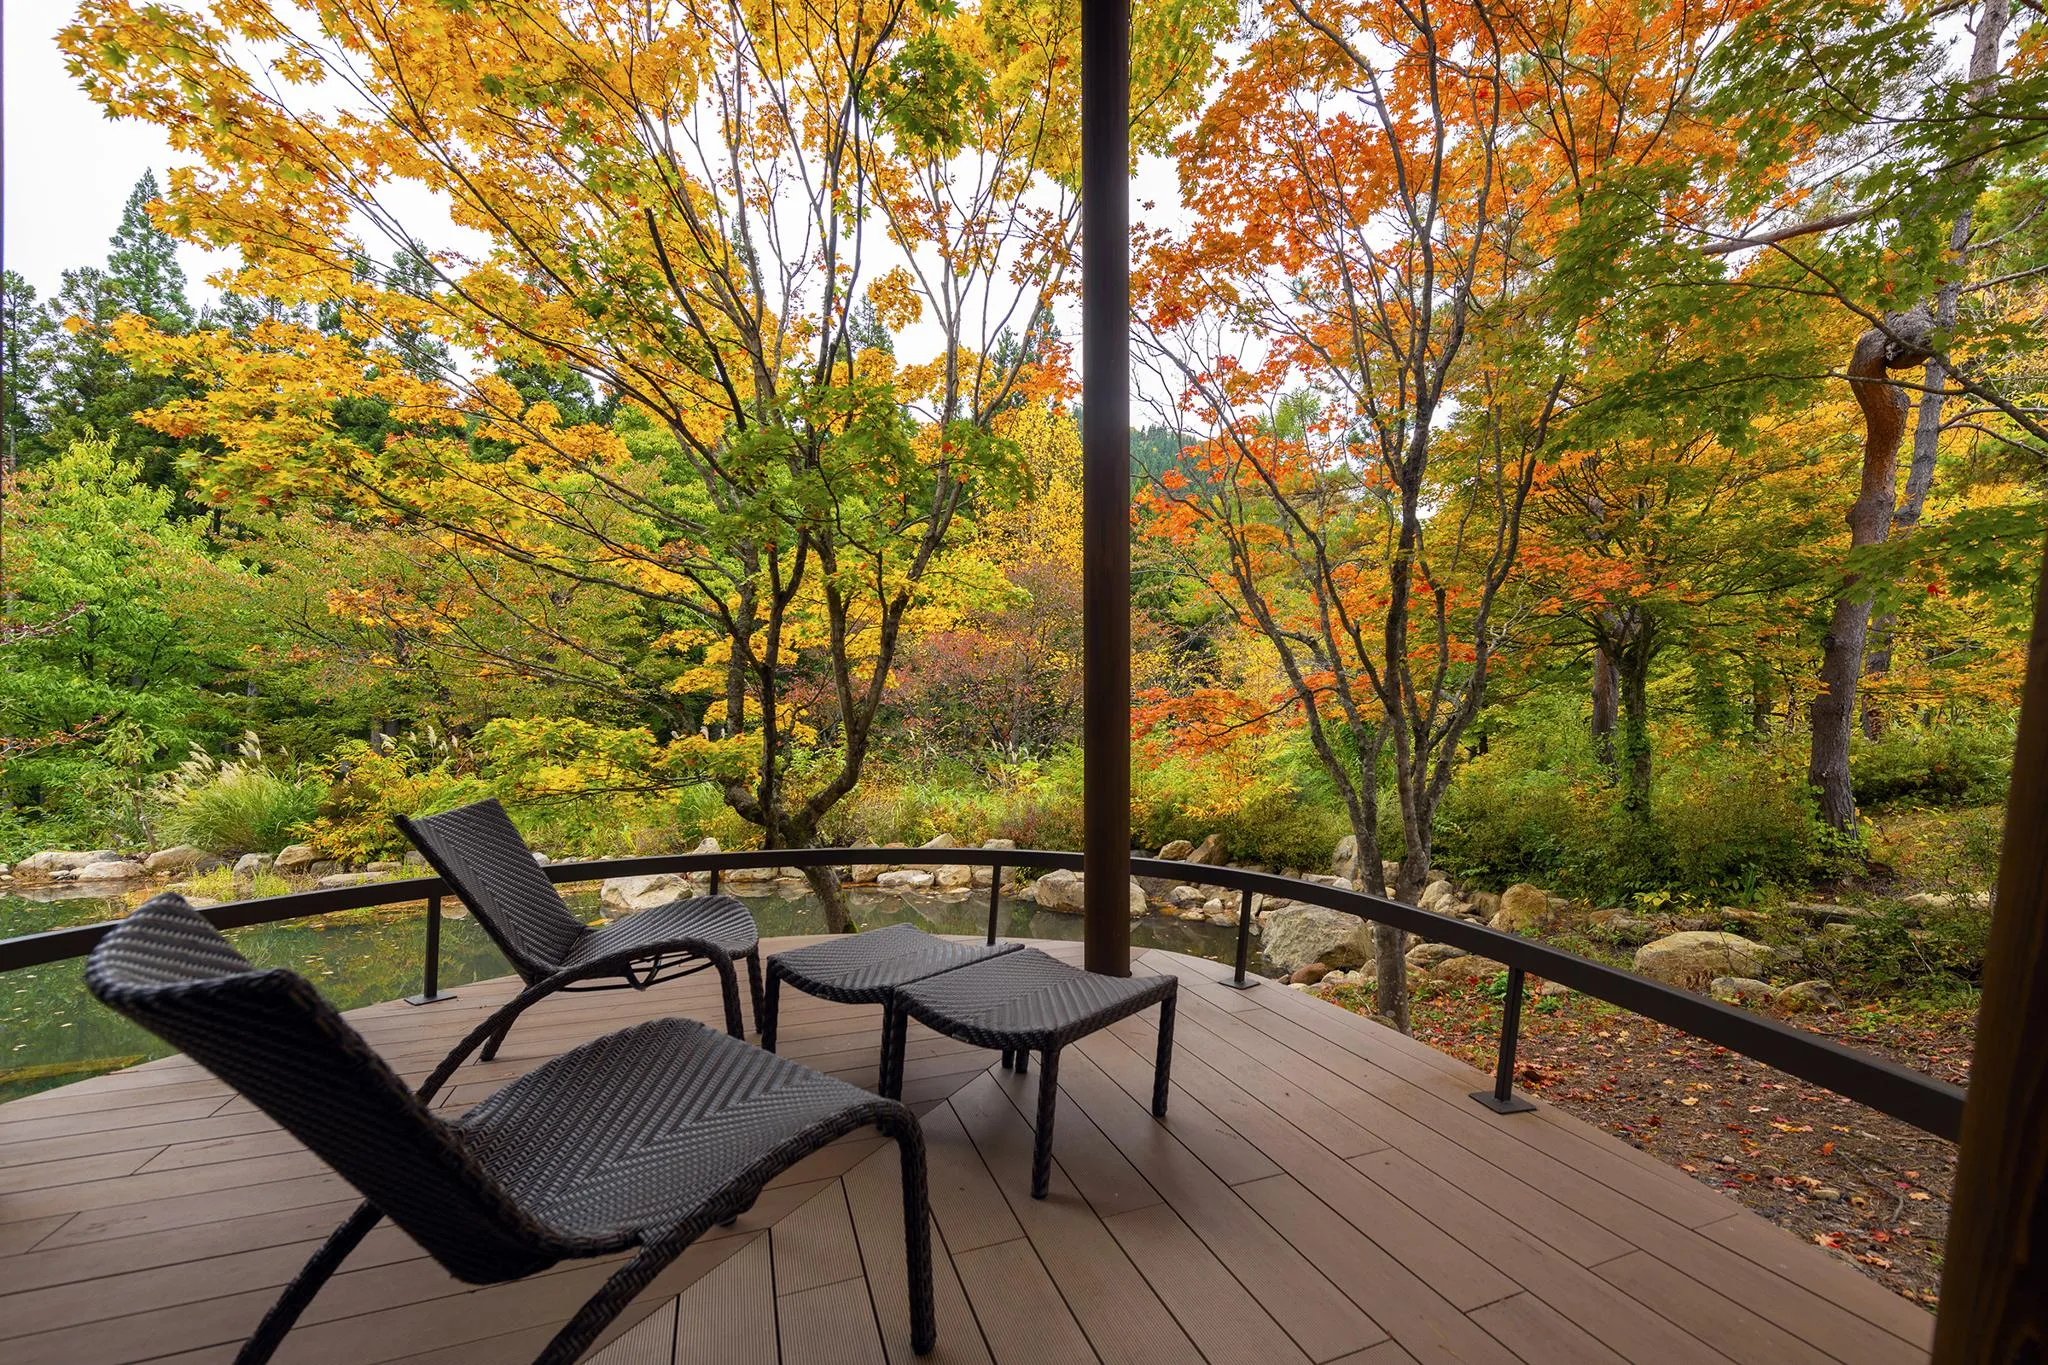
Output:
left=801, top=864, right=854, bottom=934
left=1591, top=645, right=1618, bottom=765
left=1618, top=643, right=1654, bottom=817
left=1811, top=324, right=1927, bottom=831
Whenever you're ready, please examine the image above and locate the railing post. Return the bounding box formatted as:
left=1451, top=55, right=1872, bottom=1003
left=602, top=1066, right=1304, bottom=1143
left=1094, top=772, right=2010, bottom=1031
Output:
left=710, top=869, right=720, bottom=897
left=987, top=863, right=1003, bottom=946
left=1471, top=966, right=1536, bottom=1113
left=405, top=893, right=456, bottom=1006
left=1221, top=887, right=1258, bottom=990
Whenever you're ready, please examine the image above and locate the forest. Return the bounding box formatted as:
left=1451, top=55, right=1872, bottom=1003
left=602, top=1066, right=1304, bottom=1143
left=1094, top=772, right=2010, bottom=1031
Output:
left=2, top=0, right=2044, bottom=1010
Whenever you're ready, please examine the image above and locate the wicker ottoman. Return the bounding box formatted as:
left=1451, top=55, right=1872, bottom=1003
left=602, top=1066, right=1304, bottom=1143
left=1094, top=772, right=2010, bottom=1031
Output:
left=762, top=923, right=1023, bottom=1085
left=885, top=947, right=1178, bottom=1197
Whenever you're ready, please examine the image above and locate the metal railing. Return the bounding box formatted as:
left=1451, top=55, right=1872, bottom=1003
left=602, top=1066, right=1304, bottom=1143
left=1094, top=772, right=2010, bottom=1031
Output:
left=0, top=845, right=1966, bottom=1139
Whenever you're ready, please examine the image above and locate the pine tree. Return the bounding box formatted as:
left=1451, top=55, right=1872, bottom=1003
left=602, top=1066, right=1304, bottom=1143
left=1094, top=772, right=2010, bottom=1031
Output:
left=105, top=172, right=193, bottom=332
left=2, top=271, right=56, bottom=467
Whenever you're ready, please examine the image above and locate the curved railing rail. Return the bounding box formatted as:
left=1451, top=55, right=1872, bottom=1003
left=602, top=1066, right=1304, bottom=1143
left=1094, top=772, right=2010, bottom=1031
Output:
left=0, top=845, right=1965, bottom=1139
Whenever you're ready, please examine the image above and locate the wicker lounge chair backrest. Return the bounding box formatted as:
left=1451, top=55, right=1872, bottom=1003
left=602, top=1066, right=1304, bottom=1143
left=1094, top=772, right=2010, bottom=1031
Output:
left=85, top=895, right=566, bottom=1283
left=398, top=798, right=588, bottom=978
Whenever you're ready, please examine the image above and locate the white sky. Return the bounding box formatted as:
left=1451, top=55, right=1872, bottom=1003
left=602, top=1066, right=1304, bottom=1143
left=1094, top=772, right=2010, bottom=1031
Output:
left=3, top=0, right=234, bottom=301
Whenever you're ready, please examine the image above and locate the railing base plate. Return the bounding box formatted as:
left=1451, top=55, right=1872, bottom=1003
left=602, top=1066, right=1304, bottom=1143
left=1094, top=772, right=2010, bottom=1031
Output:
left=1470, top=1089, right=1537, bottom=1114
left=1217, top=976, right=1259, bottom=990
left=405, top=991, right=458, bottom=1007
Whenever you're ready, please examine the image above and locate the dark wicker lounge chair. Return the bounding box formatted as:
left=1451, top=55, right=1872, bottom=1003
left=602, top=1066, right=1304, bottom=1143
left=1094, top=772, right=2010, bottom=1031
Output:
left=84, top=895, right=936, bottom=1365
left=884, top=946, right=1177, bottom=1198
left=399, top=799, right=762, bottom=1053
left=761, top=922, right=1024, bottom=1090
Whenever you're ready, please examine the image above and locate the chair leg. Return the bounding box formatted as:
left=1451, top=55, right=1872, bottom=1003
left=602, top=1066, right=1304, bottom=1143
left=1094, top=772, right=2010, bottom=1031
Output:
left=478, top=1007, right=521, bottom=1063
left=744, top=949, right=765, bottom=1033
left=882, top=1004, right=911, bottom=1102
left=234, top=1201, right=381, bottom=1365
left=880, top=1110, right=938, bottom=1355
left=877, top=998, right=899, bottom=1097
left=1031, top=1047, right=1061, bottom=1200
left=714, top=956, right=745, bottom=1039
left=1013, top=1048, right=1029, bottom=1076
left=533, top=1240, right=688, bottom=1365
left=761, top=968, right=782, bottom=1053
left=1153, top=991, right=1176, bottom=1119
left=1000, top=1048, right=1013, bottom=1071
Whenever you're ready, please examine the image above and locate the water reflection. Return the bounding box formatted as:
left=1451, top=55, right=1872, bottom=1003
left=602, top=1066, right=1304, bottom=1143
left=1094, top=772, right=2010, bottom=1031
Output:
left=0, top=882, right=1275, bottom=1101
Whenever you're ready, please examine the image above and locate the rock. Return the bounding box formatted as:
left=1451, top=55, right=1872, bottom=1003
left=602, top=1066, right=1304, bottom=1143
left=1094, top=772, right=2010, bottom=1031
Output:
left=1776, top=979, right=1844, bottom=1013
left=1710, top=976, right=1778, bottom=1005
left=921, top=832, right=958, bottom=850
left=1425, top=868, right=1449, bottom=886
left=13, top=849, right=118, bottom=881
left=366, top=860, right=402, bottom=873
left=1288, top=963, right=1333, bottom=985
left=1469, top=890, right=1501, bottom=920
left=1030, top=869, right=1147, bottom=918
left=1491, top=883, right=1554, bottom=932
left=74, top=859, right=148, bottom=881
left=1159, top=839, right=1195, bottom=860
left=144, top=845, right=212, bottom=876
left=933, top=864, right=973, bottom=889
left=531, top=851, right=551, bottom=866
left=1812, top=1186, right=1843, bottom=1202
left=233, top=852, right=272, bottom=880
left=1536, top=980, right=1570, bottom=998
left=1405, top=941, right=1468, bottom=971
left=724, top=863, right=777, bottom=884
left=1417, top=880, right=1462, bottom=916
left=601, top=873, right=691, bottom=915
left=274, top=844, right=318, bottom=874
left=973, top=838, right=1017, bottom=887
left=1168, top=885, right=1207, bottom=907
left=1902, top=890, right=1991, bottom=913
left=1633, top=931, right=1775, bottom=990
left=1432, top=955, right=1507, bottom=983
left=403, top=850, right=428, bottom=869
left=1262, top=906, right=1376, bottom=971
left=317, top=871, right=387, bottom=888
left=309, top=859, right=341, bottom=876
left=1185, top=833, right=1225, bottom=866
left=1788, top=902, right=1875, bottom=926
left=1333, top=834, right=1358, bottom=878
left=878, top=869, right=936, bottom=891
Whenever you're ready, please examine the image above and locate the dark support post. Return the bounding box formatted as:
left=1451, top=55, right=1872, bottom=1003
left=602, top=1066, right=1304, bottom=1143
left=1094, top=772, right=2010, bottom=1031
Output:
left=1080, top=0, right=1132, bottom=978
left=404, top=894, right=455, bottom=1006
left=1471, top=966, right=1536, bottom=1114
left=1932, top=535, right=2048, bottom=1363
left=1221, top=887, right=1258, bottom=989
left=709, top=869, right=720, bottom=898
left=986, top=864, right=1003, bottom=945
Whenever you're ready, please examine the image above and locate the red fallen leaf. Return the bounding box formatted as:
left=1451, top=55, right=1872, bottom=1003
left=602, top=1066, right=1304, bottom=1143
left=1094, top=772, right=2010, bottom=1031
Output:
left=1820, top=1141, right=1836, bottom=1155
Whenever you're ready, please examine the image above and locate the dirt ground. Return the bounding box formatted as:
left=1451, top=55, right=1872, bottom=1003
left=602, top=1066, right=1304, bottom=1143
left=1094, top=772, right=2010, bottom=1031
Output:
left=1319, top=974, right=1972, bottom=1310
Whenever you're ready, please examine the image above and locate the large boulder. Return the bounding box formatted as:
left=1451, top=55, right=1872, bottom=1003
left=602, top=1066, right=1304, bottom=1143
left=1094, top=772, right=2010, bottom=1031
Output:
left=1489, top=883, right=1554, bottom=932
left=1262, top=906, right=1376, bottom=971
left=1030, top=869, right=1146, bottom=918
left=1184, top=833, right=1225, bottom=866
left=850, top=843, right=907, bottom=883
left=1776, top=979, right=1844, bottom=1013
left=1709, top=977, right=1777, bottom=1005
left=877, top=869, right=936, bottom=892
left=1159, top=839, right=1194, bottom=861
left=921, top=832, right=959, bottom=850
left=1332, top=834, right=1358, bottom=879
left=1417, top=880, right=1462, bottom=916
left=145, top=845, right=216, bottom=877
left=233, top=852, right=272, bottom=881
left=1633, top=931, right=1775, bottom=990
left=75, top=859, right=148, bottom=881
left=933, top=864, right=974, bottom=889
left=1406, top=941, right=1468, bottom=972
left=274, top=843, right=318, bottom=875
left=973, top=838, right=1017, bottom=888
left=13, top=850, right=117, bottom=882
left=1432, top=954, right=1507, bottom=984
left=601, top=873, right=691, bottom=915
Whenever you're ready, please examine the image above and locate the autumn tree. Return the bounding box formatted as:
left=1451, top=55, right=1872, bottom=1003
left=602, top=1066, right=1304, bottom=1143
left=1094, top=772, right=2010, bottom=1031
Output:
left=69, top=0, right=1227, bottom=927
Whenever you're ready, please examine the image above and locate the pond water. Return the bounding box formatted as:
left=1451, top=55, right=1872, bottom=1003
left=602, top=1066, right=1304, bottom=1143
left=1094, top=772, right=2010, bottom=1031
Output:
left=0, top=881, right=1276, bottom=1101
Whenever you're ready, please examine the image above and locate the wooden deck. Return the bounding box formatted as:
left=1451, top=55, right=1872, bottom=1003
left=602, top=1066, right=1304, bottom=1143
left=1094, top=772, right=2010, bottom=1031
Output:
left=0, top=938, right=1934, bottom=1365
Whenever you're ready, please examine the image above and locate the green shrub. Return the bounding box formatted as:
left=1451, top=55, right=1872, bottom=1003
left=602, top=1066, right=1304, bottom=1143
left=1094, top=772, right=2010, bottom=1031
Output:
left=1851, top=721, right=2013, bottom=809
left=154, top=737, right=327, bottom=855
left=306, top=738, right=495, bottom=863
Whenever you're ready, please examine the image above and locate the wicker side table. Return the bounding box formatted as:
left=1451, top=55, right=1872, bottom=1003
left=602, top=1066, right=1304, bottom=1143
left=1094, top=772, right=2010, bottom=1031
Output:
left=887, top=947, right=1177, bottom=1197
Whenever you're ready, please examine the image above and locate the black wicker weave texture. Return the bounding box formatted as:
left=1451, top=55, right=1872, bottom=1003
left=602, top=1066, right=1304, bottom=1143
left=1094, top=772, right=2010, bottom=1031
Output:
left=766, top=923, right=1022, bottom=1003
left=83, top=895, right=938, bottom=1363
left=398, top=798, right=762, bottom=1045
left=892, top=945, right=1176, bottom=1051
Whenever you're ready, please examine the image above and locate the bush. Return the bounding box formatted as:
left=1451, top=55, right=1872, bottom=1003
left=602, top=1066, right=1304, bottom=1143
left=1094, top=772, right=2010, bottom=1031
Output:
left=154, top=737, right=327, bottom=855
left=1851, top=721, right=2013, bottom=809
left=305, top=738, right=495, bottom=864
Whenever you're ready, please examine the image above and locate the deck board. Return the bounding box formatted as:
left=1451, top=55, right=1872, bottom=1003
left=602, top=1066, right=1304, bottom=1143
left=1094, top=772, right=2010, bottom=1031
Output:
left=0, top=939, right=1930, bottom=1364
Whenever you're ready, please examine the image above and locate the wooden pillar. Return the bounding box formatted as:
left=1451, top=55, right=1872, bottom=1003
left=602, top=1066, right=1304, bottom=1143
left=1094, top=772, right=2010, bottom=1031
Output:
left=1079, top=0, right=1132, bottom=976
left=1931, top=532, right=2048, bottom=1362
